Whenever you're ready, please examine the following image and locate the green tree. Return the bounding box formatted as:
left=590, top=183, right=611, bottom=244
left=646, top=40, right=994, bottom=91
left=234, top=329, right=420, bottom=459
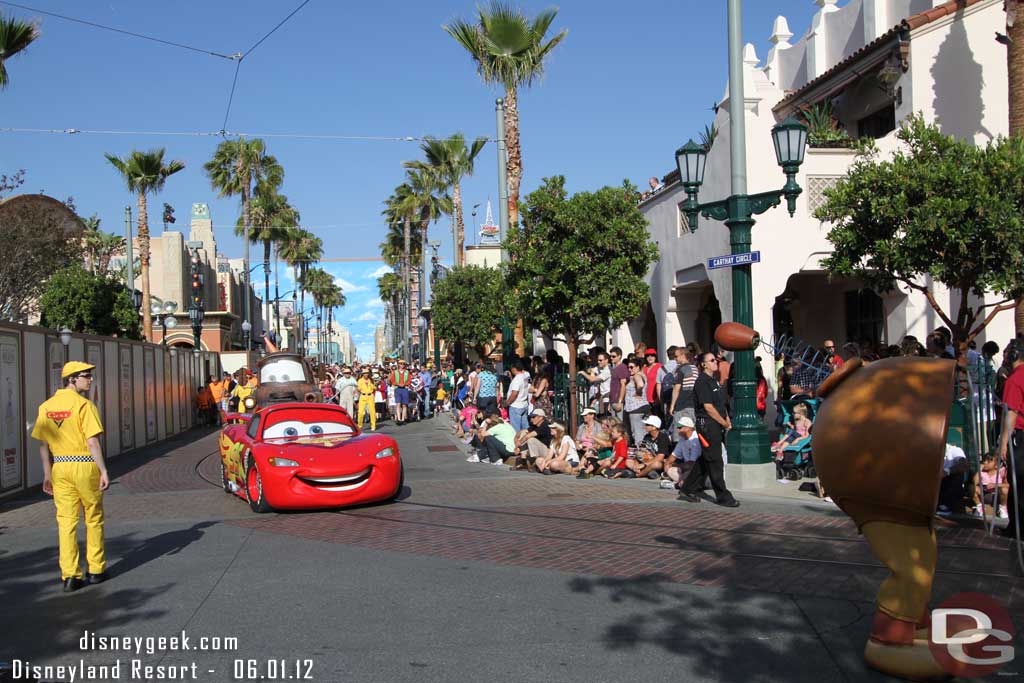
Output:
left=815, top=115, right=1024, bottom=351
left=405, top=134, right=486, bottom=265
left=236, top=189, right=299, bottom=333
left=432, top=265, right=507, bottom=358
left=39, top=264, right=141, bottom=338
left=81, top=214, right=125, bottom=275
left=278, top=227, right=322, bottom=352
left=204, top=137, right=284, bottom=334
left=504, top=176, right=659, bottom=429
left=444, top=2, right=567, bottom=227
left=105, top=148, right=185, bottom=341
left=0, top=11, right=38, bottom=89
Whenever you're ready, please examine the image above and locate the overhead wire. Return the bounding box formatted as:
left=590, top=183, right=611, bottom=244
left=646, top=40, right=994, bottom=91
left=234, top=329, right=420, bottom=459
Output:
left=0, top=127, right=488, bottom=143
left=0, top=0, right=238, bottom=60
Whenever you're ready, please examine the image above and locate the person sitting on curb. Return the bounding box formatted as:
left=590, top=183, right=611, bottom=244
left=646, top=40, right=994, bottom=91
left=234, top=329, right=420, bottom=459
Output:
left=664, top=416, right=701, bottom=489
left=535, top=422, right=580, bottom=475
left=467, top=415, right=515, bottom=465
left=602, top=424, right=634, bottom=478
left=631, top=415, right=672, bottom=479
left=511, top=409, right=553, bottom=470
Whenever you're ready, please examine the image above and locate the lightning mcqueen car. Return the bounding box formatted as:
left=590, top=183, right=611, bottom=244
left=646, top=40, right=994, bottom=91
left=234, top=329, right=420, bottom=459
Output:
left=218, top=402, right=403, bottom=512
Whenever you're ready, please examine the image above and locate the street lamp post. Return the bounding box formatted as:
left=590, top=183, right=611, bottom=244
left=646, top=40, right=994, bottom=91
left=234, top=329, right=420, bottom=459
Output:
left=187, top=245, right=205, bottom=352
left=150, top=300, right=178, bottom=347
left=673, top=0, right=808, bottom=467
left=59, top=327, right=72, bottom=362
left=241, top=320, right=252, bottom=354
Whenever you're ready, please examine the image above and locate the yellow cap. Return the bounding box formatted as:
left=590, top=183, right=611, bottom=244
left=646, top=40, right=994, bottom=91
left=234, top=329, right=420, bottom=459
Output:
left=61, top=361, right=96, bottom=379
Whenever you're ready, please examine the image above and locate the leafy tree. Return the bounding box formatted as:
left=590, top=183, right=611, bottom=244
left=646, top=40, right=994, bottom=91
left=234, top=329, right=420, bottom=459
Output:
left=105, top=148, right=185, bottom=341
left=444, top=3, right=567, bottom=228
left=39, top=263, right=141, bottom=338
left=816, top=115, right=1024, bottom=351
left=0, top=194, right=84, bottom=322
left=504, top=176, right=659, bottom=428
left=0, top=169, right=25, bottom=198
left=0, top=11, right=38, bottom=89
left=278, top=227, right=322, bottom=352
left=432, top=265, right=508, bottom=358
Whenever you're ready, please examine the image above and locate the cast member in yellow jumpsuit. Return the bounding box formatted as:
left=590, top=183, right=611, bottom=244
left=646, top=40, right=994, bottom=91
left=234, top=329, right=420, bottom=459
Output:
left=32, top=361, right=109, bottom=593
left=357, top=369, right=376, bottom=431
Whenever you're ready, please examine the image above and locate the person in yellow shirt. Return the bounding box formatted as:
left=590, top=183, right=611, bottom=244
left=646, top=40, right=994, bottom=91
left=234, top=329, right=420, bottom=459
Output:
left=357, top=368, right=376, bottom=431
left=31, top=361, right=109, bottom=592
left=230, top=370, right=256, bottom=412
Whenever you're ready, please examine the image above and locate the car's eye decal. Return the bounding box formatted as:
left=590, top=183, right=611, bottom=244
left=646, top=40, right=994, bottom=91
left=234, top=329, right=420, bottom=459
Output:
left=310, top=425, right=324, bottom=435
left=263, top=420, right=308, bottom=439
left=308, top=422, right=354, bottom=436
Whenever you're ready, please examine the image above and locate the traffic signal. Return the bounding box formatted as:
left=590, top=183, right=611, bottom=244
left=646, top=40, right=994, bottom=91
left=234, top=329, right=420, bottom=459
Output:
left=190, top=261, right=204, bottom=309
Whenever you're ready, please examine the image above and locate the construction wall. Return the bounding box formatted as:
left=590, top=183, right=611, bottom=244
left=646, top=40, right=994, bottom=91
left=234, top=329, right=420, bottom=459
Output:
left=0, top=322, right=218, bottom=500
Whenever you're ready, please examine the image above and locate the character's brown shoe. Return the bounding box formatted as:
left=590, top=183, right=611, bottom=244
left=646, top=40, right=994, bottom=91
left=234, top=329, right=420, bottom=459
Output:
left=863, top=640, right=951, bottom=681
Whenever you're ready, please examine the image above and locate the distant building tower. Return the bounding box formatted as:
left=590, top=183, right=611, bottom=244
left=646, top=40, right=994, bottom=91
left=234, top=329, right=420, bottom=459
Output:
left=479, top=200, right=499, bottom=245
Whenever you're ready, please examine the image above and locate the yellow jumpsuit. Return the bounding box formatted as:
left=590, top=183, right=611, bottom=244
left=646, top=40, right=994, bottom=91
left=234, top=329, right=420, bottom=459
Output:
left=31, top=388, right=106, bottom=580
left=357, top=377, right=376, bottom=431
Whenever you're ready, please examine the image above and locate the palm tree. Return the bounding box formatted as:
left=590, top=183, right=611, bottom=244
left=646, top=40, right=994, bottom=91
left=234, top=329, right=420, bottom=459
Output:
left=81, top=215, right=125, bottom=275
left=278, top=227, right=322, bottom=353
left=405, top=134, right=485, bottom=266
left=1007, top=1, right=1024, bottom=332
left=321, top=281, right=346, bottom=362
left=105, top=148, right=185, bottom=340
left=444, top=2, right=567, bottom=226
left=378, top=271, right=402, bottom=352
left=204, top=137, right=284, bottom=339
left=236, top=188, right=299, bottom=334
left=0, top=12, right=39, bottom=89
left=302, top=267, right=334, bottom=362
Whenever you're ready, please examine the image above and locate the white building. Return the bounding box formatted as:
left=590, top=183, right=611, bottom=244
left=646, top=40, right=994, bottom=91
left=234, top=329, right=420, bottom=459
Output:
left=619, top=0, right=1013, bottom=362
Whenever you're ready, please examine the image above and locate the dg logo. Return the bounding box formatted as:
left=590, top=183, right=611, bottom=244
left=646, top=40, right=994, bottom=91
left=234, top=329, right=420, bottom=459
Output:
left=929, top=592, right=1015, bottom=678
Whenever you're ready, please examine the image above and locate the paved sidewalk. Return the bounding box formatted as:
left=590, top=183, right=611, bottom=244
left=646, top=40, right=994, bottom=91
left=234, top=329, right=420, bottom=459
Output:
left=0, top=416, right=1020, bottom=682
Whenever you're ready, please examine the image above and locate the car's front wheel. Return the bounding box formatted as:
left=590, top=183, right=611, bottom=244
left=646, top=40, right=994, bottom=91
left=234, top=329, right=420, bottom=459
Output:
left=245, top=457, right=272, bottom=513
left=220, top=458, right=232, bottom=494
left=390, top=462, right=405, bottom=501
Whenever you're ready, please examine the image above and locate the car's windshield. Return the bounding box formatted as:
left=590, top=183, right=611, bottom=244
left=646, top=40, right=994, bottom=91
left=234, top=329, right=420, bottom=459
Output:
left=260, top=359, right=306, bottom=383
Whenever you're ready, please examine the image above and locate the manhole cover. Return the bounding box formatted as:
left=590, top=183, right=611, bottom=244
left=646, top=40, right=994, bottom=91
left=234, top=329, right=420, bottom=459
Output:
left=426, top=445, right=459, bottom=452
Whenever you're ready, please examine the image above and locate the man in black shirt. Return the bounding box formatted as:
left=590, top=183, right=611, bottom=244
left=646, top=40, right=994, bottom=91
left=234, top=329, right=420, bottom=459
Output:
left=514, top=408, right=554, bottom=463
left=678, top=352, right=739, bottom=507
left=634, top=415, right=672, bottom=478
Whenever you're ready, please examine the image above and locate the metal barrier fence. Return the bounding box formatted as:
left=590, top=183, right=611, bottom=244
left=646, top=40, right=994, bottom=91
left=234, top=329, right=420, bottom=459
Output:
left=956, top=356, right=999, bottom=469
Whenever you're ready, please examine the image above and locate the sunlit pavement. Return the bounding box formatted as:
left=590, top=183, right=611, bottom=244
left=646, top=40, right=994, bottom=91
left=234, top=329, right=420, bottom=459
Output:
left=1, top=416, right=1020, bottom=682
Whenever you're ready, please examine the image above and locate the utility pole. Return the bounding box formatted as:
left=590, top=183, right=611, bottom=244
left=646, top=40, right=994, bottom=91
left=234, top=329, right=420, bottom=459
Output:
left=123, top=206, right=134, bottom=299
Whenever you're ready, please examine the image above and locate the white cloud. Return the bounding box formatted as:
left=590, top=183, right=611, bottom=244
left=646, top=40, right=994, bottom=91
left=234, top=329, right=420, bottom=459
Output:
left=367, top=265, right=393, bottom=279
left=334, top=277, right=367, bottom=293
left=354, top=310, right=381, bottom=322
left=364, top=298, right=384, bottom=309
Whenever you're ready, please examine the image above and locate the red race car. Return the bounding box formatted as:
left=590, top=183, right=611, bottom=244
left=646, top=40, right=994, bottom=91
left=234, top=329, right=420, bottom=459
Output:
left=218, top=402, right=403, bottom=512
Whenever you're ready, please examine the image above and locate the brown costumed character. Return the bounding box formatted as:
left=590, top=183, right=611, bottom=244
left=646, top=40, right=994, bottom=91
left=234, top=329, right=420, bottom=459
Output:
left=715, top=322, right=955, bottom=680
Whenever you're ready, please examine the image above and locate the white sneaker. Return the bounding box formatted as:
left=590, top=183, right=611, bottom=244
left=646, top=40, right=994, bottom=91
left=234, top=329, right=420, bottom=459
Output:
left=776, top=478, right=789, bottom=484
left=492, top=459, right=504, bottom=466
left=1000, top=506, right=1009, bottom=518
left=659, top=480, right=675, bottom=490
left=466, top=454, right=480, bottom=463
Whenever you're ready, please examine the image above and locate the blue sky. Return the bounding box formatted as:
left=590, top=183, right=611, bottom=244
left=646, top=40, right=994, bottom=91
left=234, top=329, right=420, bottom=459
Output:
left=3, top=0, right=823, bottom=359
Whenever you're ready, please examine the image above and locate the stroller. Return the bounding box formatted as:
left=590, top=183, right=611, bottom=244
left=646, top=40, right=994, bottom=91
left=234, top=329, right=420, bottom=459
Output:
left=774, top=399, right=818, bottom=480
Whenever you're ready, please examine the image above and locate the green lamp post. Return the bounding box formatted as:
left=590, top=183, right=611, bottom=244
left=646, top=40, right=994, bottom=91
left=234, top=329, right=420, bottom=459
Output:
left=673, top=116, right=808, bottom=466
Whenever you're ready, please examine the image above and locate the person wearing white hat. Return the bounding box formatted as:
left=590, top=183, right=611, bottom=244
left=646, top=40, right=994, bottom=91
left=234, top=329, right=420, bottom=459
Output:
left=664, top=416, right=701, bottom=488
left=32, top=361, right=109, bottom=592
left=512, top=408, right=553, bottom=468
left=633, top=415, right=672, bottom=479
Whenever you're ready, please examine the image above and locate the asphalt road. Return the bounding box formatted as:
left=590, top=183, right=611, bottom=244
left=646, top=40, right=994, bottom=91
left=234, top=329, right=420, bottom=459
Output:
left=1, top=415, right=1020, bottom=682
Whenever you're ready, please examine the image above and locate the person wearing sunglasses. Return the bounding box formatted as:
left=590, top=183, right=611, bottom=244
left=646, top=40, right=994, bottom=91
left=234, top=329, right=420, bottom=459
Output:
left=31, top=361, right=110, bottom=592
left=677, top=354, right=738, bottom=507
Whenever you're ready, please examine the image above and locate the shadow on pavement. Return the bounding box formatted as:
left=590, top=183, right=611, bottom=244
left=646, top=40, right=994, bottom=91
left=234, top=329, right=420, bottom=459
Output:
left=567, top=572, right=887, bottom=683
left=108, top=521, right=218, bottom=578
left=0, top=541, right=172, bottom=663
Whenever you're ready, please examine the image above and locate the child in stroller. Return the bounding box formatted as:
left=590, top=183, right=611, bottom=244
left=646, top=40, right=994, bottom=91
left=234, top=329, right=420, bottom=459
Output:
left=772, top=401, right=815, bottom=481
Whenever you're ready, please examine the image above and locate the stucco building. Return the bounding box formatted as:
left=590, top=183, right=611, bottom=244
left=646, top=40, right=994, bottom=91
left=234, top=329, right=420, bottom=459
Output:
left=617, top=0, right=1013, bottom=364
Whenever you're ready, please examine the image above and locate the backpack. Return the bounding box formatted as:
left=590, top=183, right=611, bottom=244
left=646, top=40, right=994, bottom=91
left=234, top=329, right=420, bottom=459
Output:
left=456, top=380, right=469, bottom=401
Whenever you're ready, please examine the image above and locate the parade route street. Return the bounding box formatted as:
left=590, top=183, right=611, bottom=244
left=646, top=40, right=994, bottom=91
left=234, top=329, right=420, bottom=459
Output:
left=2, top=418, right=1022, bottom=683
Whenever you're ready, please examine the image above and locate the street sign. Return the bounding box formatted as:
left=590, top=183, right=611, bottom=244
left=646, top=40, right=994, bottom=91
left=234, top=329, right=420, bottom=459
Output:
left=707, top=251, right=760, bottom=270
